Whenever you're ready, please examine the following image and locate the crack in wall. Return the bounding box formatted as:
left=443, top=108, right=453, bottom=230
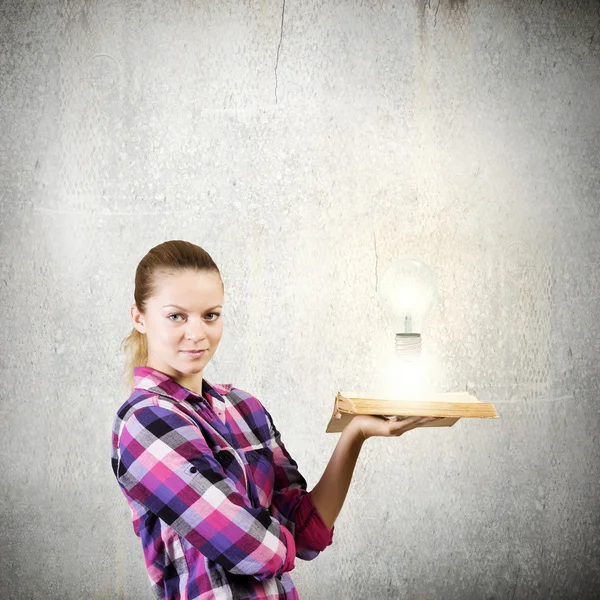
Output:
left=274, top=0, right=286, bottom=104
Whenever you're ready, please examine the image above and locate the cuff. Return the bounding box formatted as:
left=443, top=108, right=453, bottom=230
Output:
left=280, top=524, right=297, bottom=573
left=294, top=491, right=335, bottom=552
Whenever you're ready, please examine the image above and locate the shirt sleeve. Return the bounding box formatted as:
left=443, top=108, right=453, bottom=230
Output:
left=116, top=405, right=296, bottom=580
left=262, top=408, right=335, bottom=560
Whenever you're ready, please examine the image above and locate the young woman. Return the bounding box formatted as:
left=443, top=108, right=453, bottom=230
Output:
left=111, top=239, right=441, bottom=600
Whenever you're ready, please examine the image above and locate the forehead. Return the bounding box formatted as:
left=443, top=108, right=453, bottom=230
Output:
left=153, top=270, right=223, bottom=306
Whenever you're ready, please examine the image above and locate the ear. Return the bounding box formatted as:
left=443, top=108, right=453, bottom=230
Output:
left=130, top=304, right=146, bottom=334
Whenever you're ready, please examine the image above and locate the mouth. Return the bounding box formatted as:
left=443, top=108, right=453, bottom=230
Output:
left=181, top=349, right=207, bottom=356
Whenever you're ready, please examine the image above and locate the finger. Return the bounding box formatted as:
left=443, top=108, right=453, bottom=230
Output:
left=397, top=418, right=433, bottom=433
left=416, top=416, right=439, bottom=423
left=386, top=416, right=403, bottom=422
left=417, top=417, right=439, bottom=425
left=391, top=416, right=428, bottom=425
left=390, top=416, right=443, bottom=436
left=390, top=418, right=420, bottom=430
left=389, top=416, right=424, bottom=432
left=394, top=415, right=422, bottom=423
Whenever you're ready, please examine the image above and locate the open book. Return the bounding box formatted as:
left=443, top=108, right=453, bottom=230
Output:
left=326, top=391, right=499, bottom=433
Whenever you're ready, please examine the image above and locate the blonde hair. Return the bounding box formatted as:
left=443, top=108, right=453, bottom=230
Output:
left=119, top=240, right=223, bottom=396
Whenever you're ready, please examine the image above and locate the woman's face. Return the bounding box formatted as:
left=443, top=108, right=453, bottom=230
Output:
left=131, top=269, right=224, bottom=390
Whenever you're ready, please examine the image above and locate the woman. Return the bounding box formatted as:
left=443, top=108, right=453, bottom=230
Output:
left=111, top=239, right=441, bottom=600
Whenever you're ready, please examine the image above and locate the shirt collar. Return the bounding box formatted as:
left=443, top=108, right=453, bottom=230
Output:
left=133, top=365, right=224, bottom=405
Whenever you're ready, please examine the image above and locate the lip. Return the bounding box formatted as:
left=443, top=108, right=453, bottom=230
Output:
left=182, top=349, right=207, bottom=355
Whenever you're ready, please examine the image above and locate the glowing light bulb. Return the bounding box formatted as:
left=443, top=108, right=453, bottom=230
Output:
left=377, top=257, right=438, bottom=360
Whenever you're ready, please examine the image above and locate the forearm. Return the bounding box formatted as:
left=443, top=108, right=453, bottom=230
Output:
left=309, top=425, right=365, bottom=530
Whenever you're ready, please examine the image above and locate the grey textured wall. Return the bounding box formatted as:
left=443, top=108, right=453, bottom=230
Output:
left=1, top=0, right=599, bottom=598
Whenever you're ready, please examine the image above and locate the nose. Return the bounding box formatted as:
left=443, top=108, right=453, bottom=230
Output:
left=186, top=318, right=208, bottom=341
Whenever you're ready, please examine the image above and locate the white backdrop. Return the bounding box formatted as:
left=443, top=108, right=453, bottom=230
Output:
left=1, top=0, right=599, bottom=598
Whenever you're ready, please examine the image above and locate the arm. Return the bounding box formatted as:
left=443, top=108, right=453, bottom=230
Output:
left=310, top=415, right=442, bottom=530
left=308, top=425, right=364, bottom=530
left=116, top=405, right=296, bottom=580
left=264, top=410, right=335, bottom=560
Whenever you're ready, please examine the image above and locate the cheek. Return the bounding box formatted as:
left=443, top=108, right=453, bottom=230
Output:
left=163, top=329, right=181, bottom=345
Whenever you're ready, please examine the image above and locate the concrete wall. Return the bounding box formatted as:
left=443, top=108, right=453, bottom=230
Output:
left=1, top=0, right=599, bottom=598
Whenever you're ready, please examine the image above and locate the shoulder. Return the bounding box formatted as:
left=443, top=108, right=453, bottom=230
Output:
left=223, top=384, right=269, bottom=413
left=210, top=382, right=234, bottom=395
left=113, top=391, right=196, bottom=429
left=221, top=385, right=277, bottom=440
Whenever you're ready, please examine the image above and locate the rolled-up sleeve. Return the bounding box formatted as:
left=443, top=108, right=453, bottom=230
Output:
left=116, top=405, right=296, bottom=580
left=262, top=409, right=335, bottom=560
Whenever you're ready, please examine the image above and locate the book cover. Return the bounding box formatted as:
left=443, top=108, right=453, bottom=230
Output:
left=326, top=391, right=499, bottom=433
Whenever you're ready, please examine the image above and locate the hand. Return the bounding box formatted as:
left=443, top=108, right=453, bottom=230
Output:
left=347, top=415, right=444, bottom=442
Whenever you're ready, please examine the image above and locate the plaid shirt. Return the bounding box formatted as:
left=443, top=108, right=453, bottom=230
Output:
left=111, top=366, right=334, bottom=599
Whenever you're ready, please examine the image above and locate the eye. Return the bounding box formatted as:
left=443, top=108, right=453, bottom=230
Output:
left=168, top=312, right=221, bottom=322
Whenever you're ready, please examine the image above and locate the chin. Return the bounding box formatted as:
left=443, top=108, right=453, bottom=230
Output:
left=180, top=357, right=205, bottom=368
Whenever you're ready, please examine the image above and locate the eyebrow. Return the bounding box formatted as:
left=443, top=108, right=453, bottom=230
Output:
left=163, top=304, right=222, bottom=311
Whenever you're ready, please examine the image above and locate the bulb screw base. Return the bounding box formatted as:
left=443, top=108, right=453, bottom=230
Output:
left=395, top=333, right=421, bottom=360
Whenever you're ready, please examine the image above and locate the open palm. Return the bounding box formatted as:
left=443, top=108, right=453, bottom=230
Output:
left=349, top=414, right=443, bottom=441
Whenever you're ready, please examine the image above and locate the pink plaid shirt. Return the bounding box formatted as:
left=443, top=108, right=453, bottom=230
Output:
left=111, top=366, right=334, bottom=599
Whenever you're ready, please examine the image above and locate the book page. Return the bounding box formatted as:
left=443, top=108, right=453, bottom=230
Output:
left=339, top=390, right=481, bottom=403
